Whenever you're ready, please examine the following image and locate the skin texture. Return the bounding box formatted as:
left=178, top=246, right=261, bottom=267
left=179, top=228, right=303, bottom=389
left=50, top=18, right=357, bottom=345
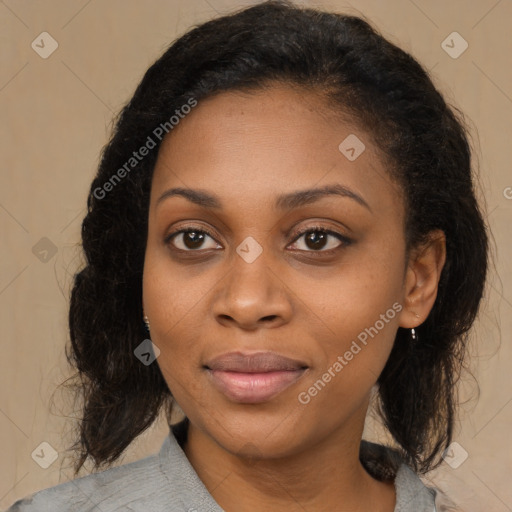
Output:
left=142, top=84, right=446, bottom=512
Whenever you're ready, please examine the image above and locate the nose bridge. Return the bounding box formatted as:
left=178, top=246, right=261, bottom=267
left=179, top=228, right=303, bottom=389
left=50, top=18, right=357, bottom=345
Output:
left=228, top=235, right=275, bottom=306
left=211, top=235, right=291, bottom=327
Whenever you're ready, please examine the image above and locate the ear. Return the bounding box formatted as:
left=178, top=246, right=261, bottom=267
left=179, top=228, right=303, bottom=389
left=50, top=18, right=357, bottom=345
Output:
left=399, top=229, right=446, bottom=328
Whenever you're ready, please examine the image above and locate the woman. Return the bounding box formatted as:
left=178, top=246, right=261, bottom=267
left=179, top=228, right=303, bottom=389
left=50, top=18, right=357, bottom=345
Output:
left=8, top=1, right=488, bottom=510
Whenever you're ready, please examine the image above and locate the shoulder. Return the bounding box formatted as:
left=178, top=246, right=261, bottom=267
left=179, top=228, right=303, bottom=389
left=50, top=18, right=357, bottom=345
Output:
left=360, top=440, right=437, bottom=512
left=6, top=424, right=224, bottom=512
left=394, top=464, right=437, bottom=511
left=5, top=442, right=169, bottom=511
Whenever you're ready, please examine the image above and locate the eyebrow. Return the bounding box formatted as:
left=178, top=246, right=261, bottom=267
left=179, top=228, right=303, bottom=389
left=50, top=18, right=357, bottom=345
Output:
left=156, top=184, right=371, bottom=212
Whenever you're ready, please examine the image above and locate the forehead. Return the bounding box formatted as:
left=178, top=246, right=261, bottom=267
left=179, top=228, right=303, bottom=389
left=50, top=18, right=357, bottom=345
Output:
left=150, top=84, right=402, bottom=219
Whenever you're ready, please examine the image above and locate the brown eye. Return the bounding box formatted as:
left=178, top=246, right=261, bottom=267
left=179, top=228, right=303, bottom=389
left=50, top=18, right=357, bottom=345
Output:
left=303, top=231, right=329, bottom=250
left=288, top=227, right=351, bottom=252
left=166, top=229, right=221, bottom=251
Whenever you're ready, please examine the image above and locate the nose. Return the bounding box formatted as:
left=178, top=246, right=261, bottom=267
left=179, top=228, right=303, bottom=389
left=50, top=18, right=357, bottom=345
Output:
left=211, top=252, right=293, bottom=331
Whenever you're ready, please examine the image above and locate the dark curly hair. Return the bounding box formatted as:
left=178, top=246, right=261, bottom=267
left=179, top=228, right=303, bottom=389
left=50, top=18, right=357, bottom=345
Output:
left=62, top=0, right=488, bottom=477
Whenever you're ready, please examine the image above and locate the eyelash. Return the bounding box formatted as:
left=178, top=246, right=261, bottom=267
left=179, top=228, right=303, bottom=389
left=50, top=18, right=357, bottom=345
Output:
left=164, top=224, right=352, bottom=254
left=292, top=225, right=353, bottom=251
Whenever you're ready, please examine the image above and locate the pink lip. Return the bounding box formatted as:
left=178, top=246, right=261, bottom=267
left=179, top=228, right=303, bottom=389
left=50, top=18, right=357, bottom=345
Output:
left=205, top=351, right=308, bottom=404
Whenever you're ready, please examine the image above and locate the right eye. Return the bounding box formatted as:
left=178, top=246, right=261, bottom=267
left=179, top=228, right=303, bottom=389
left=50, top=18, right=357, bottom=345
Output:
left=165, top=228, right=222, bottom=252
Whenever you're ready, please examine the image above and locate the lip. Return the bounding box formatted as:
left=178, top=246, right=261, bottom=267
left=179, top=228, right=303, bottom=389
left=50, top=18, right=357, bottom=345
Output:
left=204, top=351, right=308, bottom=404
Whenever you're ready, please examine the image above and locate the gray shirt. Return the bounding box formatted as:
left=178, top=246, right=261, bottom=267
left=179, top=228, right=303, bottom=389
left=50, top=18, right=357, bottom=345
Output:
left=6, top=422, right=437, bottom=511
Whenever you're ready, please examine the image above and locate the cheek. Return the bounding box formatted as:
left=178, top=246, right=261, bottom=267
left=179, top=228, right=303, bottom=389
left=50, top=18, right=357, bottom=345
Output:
left=294, top=245, right=404, bottom=393
left=143, top=246, right=216, bottom=342
left=296, top=291, right=401, bottom=424
left=299, top=246, right=404, bottom=342
left=142, top=252, right=206, bottom=388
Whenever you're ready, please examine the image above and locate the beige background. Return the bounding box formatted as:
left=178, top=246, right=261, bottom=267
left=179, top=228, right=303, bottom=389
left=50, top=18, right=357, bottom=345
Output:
left=1, top=0, right=511, bottom=510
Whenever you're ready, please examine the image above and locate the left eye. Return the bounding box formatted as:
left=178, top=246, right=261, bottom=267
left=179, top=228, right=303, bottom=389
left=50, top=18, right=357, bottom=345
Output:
left=288, top=229, right=349, bottom=252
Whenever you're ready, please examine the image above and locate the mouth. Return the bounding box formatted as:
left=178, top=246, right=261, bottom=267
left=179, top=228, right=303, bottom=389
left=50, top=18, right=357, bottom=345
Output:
left=204, top=351, right=309, bottom=404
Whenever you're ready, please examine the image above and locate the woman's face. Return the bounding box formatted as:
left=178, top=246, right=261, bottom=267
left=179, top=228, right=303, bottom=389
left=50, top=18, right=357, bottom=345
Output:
left=143, top=84, right=412, bottom=458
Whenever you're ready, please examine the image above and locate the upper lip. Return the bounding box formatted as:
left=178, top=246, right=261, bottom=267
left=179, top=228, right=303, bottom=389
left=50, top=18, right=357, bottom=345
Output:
left=205, top=351, right=308, bottom=373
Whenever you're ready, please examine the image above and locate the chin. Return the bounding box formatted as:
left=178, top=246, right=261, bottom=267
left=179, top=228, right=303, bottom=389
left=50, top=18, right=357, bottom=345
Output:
left=195, top=404, right=313, bottom=458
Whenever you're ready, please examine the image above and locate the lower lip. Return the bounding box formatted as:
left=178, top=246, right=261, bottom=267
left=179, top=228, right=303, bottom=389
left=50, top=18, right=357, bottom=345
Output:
left=207, top=369, right=307, bottom=403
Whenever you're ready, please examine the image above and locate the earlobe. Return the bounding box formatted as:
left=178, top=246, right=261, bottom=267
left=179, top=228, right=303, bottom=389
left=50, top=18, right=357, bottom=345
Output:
left=399, top=230, right=446, bottom=329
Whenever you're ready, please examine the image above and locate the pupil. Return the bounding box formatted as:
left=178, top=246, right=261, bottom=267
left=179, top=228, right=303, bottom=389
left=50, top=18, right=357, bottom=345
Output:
left=185, top=231, right=204, bottom=249
left=306, top=231, right=327, bottom=250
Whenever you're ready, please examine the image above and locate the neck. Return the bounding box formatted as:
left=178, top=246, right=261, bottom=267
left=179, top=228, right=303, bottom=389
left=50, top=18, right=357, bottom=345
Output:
left=182, top=419, right=396, bottom=512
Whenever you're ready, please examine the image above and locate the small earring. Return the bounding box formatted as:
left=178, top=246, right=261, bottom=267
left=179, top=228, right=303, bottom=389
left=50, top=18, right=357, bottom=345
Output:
left=411, top=328, right=417, bottom=341
left=143, top=314, right=150, bottom=332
